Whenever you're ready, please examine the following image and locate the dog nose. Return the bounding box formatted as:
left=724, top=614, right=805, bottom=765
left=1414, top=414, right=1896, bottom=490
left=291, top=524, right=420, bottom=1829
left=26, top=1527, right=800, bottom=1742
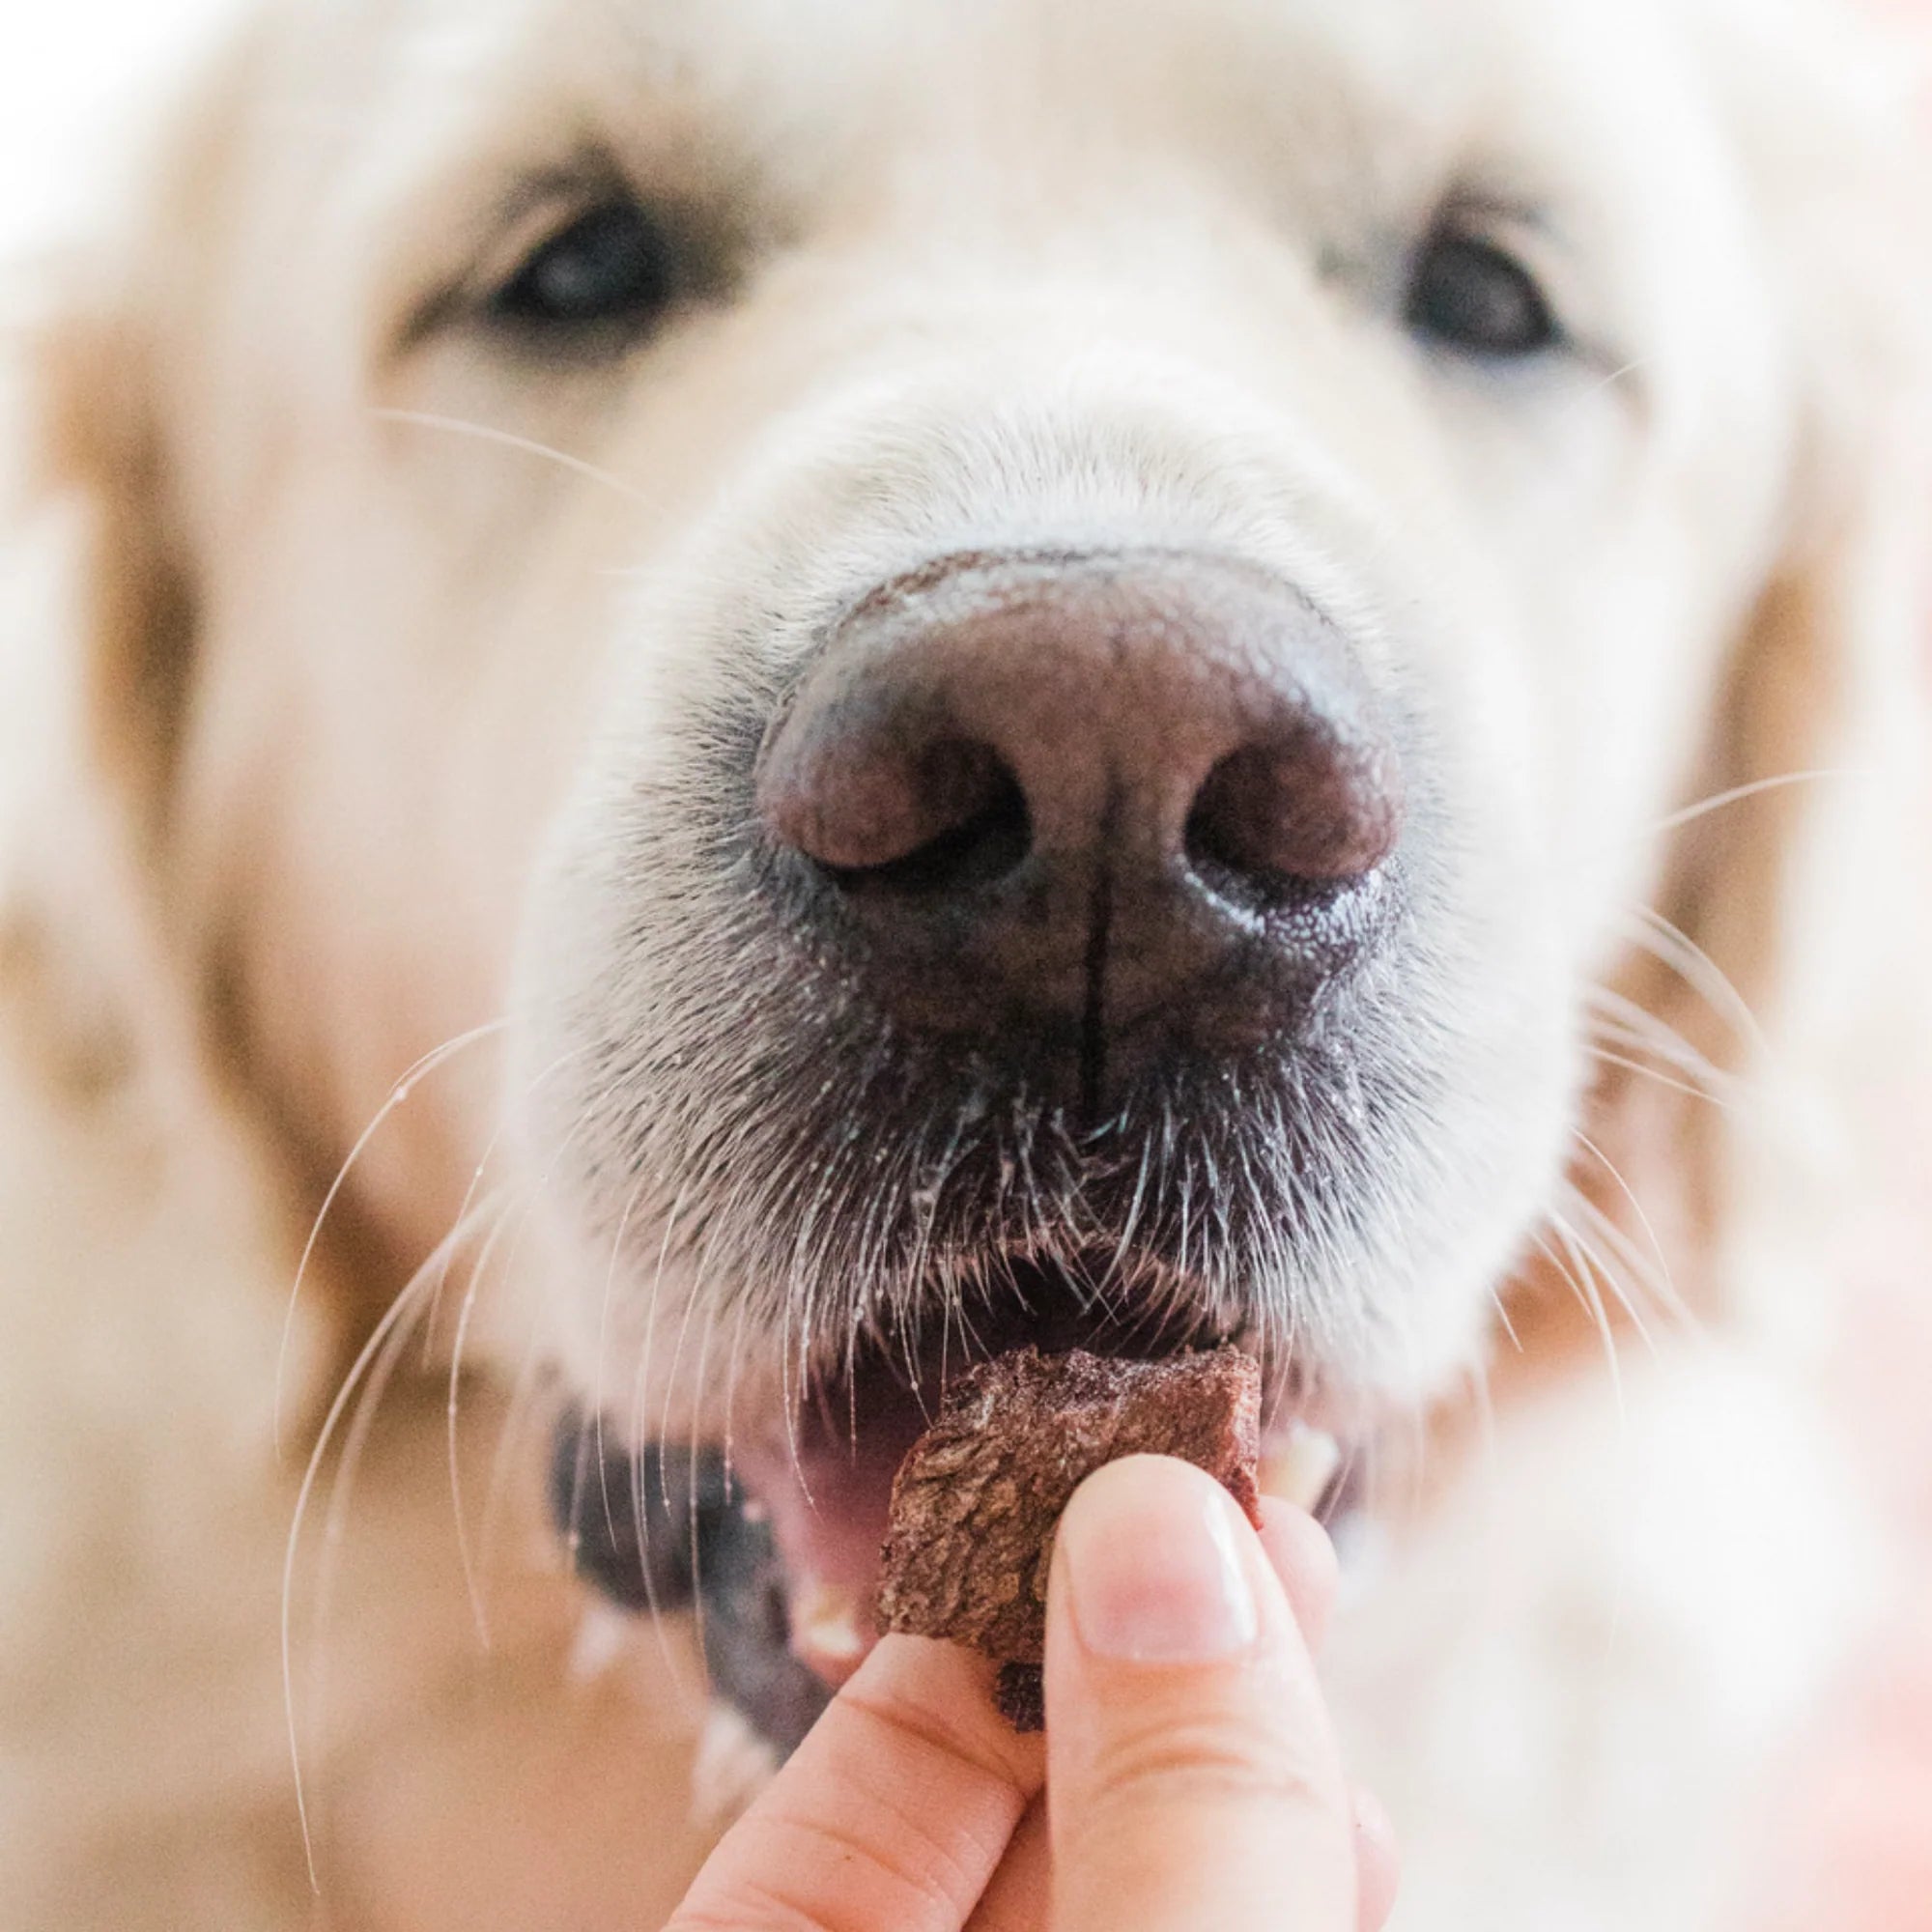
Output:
left=756, top=551, right=1403, bottom=1064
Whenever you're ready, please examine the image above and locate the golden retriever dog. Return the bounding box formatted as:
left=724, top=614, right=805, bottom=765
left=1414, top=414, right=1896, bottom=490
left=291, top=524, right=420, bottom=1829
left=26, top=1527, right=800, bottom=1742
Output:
left=2, top=0, right=1927, bottom=1924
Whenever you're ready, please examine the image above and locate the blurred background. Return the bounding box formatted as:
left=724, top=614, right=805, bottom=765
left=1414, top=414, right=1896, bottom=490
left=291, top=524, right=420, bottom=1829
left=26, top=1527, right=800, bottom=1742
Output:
left=2, top=2, right=240, bottom=262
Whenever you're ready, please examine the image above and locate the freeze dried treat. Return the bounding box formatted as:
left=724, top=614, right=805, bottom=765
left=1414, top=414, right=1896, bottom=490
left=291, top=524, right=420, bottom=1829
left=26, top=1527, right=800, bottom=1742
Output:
left=875, top=1347, right=1263, bottom=1728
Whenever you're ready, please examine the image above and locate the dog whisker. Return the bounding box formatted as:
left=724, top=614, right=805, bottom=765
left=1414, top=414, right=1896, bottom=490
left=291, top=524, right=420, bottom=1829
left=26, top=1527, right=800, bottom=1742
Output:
left=1583, top=1042, right=1735, bottom=1113
left=1557, top=1205, right=1657, bottom=1362
left=680, top=1296, right=725, bottom=1695
left=653, top=1205, right=717, bottom=1508
left=1620, top=904, right=1768, bottom=1061
left=274, top=1018, right=511, bottom=1455
left=1487, top=1278, right=1526, bottom=1353
left=437, top=1043, right=602, bottom=1641
left=589, top=1159, right=659, bottom=1563
left=447, top=1186, right=526, bottom=1647
left=625, top=1182, right=711, bottom=1717
left=372, top=408, right=651, bottom=503
left=473, top=1092, right=620, bottom=1604
left=1564, top=1135, right=1692, bottom=1331
left=281, top=1199, right=497, bottom=1891
left=312, top=1201, right=505, bottom=1757
left=1583, top=987, right=1742, bottom=1101
left=1573, top=1185, right=1708, bottom=1353
left=1583, top=1025, right=1736, bottom=1108
left=1638, top=766, right=1853, bottom=843
left=1529, top=1225, right=1627, bottom=1434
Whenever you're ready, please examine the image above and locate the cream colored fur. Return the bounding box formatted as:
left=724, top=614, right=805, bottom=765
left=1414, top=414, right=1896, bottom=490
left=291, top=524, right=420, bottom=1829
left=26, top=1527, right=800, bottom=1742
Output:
left=1, top=0, right=1927, bottom=1926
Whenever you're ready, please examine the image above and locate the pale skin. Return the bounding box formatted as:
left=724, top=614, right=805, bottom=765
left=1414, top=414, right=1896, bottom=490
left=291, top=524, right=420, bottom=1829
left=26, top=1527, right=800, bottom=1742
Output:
left=664, top=1456, right=1400, bottom=1932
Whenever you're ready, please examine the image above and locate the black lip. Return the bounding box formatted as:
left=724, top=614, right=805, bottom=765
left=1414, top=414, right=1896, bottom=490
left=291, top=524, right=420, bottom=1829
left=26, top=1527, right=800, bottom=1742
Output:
left=549, top=1418, right=830, bottom=1756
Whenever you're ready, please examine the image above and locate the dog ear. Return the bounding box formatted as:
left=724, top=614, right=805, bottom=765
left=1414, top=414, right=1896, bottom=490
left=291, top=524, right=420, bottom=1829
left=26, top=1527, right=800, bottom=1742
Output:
left=15, top=40, right=469, bottom=1389
left=30, top=289, right=201, bottom=858
left=11, top=4, right=294, bottom=1006
left=1584, top=10, right=1932, bottom=1337
left=21, top=18, right=264, bottom=868
left=2, top=55, right=237, bottom=1116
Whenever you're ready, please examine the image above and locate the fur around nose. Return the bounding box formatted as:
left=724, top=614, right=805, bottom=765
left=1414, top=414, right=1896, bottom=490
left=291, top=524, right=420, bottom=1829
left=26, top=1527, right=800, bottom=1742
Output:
left=755, top=550, right=1404, bottom=1054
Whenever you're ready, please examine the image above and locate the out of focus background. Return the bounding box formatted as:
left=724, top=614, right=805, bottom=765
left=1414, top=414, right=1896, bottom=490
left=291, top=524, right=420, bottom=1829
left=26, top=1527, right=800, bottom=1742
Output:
left=2, top=2, right=240, bottom=262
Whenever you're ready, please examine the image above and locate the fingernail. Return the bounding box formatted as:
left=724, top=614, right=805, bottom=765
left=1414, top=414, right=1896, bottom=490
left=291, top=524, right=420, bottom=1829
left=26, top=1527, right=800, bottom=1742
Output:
left=1060, top=1458, right=1261, bottom=1662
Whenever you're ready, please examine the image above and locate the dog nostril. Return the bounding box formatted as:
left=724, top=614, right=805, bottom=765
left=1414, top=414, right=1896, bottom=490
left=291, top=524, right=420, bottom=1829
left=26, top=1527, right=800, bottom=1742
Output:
left=1184, top=734, right=1398, bottom=904
left=821, top=744, right=1032, bottom=897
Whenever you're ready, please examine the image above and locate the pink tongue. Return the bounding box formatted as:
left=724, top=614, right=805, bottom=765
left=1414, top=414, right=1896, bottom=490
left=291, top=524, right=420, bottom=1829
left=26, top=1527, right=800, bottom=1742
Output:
left=734, top=1422, right=919, bottom=1687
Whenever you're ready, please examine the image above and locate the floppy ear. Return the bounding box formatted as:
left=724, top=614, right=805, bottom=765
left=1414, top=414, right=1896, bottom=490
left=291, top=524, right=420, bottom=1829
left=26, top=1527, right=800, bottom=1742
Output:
left=1, top=37, right=242, bottom=1113
left=30, top=290, right=200, bottom=861
left=0, top=207, right=200, bottom=1122
left=7, top=37, right=396, bottom=1378
left=1581, top=4, right=1932, bottom=1341
left=20, top=14, right=268, bottom=873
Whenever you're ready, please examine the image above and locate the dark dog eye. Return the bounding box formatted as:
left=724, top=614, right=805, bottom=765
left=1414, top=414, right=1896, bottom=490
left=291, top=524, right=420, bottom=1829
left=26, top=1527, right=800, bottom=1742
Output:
left=1406, top=232, right=1558, bottom=358
left=490, top=199, right=678, bottom=339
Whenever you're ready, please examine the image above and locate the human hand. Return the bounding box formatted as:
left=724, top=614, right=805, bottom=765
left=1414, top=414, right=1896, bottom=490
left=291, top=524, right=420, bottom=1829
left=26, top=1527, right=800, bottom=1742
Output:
left=665, top=1453, right=1398, bottom=1931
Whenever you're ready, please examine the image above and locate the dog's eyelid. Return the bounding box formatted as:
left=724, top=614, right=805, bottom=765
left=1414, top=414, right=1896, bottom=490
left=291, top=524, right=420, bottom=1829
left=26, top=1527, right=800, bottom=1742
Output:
left=473, top=179, right=641, bottom=297
left=387, top=147, right=640, bottom=350
left=1401, top=187, right=1579, bottom=364
left=391, top=147, right=744, bottom=361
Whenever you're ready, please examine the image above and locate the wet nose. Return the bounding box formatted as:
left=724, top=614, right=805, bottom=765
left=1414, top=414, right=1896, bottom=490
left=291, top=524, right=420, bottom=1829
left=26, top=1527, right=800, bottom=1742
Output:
left=755, top=550, right=1404, bottom=1069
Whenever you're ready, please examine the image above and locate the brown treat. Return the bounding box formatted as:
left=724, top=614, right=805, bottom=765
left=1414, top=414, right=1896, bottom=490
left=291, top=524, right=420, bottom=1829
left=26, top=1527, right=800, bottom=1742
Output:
left=874, top=1347, right=1264, bottom=1690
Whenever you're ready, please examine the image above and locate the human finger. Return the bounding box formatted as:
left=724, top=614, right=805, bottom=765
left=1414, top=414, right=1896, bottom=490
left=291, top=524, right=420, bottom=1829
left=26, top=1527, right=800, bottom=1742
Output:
left=1256, top=1494, right=1340, bottom=1652
left=962, top=1796, right=1049, bottom=1932
left=1044, top=1456, right=1357, bottom=1932
left=664, top=1634, right=1042, bottom=1932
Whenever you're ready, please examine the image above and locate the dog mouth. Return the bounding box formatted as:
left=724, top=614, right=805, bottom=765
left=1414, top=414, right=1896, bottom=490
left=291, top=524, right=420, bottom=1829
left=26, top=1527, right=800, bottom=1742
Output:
left=552, top=1252, right=1352, bottom=1755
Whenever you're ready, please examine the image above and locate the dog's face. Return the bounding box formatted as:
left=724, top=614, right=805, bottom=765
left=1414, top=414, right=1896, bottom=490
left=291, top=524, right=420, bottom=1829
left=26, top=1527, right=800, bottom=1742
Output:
left=49, top=0, right=1915, bottom=1746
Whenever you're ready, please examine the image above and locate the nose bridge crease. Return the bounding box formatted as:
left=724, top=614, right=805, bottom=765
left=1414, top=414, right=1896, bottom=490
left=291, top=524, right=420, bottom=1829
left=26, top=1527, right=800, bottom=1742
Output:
left=1079, top=786, right=1121, bottom=1127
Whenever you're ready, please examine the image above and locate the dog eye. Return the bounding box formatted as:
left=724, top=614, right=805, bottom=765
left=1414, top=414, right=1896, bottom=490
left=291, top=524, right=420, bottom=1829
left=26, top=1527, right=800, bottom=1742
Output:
left=489, top=198, right=678, bottom=339
left=1405, top=232, right=1558, bottom=359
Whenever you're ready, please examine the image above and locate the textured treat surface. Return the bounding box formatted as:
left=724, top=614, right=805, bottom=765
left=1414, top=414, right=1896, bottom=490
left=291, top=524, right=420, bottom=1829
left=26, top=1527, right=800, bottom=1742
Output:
left=875, top=1347, right=1263, bottom=1680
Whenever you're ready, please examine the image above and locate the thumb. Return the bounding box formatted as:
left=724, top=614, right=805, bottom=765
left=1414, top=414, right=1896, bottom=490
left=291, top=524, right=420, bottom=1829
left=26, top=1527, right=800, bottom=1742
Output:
left=1044, top=1455, right=1356, bottom=1932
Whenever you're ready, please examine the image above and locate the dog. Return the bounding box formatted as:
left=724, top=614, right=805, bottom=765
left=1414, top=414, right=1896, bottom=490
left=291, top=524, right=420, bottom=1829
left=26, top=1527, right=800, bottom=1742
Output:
left=2, top=0, right=1927, bottom=1924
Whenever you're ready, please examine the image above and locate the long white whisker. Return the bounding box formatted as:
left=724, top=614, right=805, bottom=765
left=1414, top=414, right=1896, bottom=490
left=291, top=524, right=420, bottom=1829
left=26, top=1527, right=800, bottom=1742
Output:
left=1568, top=1131, right=1685, bottom=1324
left=1488, top=1280, right=1525, bottom=1354
left=590, top=1163, right=656, bottom=1575
left=1640, top=767, right=1850, bottom=843
left=1568, top=1183, right=1708, bottom=1349
left=473, top=1208, right=555, bottom=1605
left=1621, top=905, right=1766, bottom=1061
left=308, top=1199, right=502, bottom=1817
left=372, top=408, right=648, bottom=502
left=626, top=1185, right=705, bottom=1711
left=433, top=1043, right=594, bottom=1639
left=274, top=1019, right=508, bottom=1453
left=280, top=1204, right=491, bottom=1892
left=1531, top=1226, right=1627, bottom=1434
left=447, top=1187, right=523, bottom=1647
left=1583, top=1042, right=1733, bottom=1112
left=1585, top=988, right=1740, bottom=1097
left=474, top=1102, right=608, bottom=1595
left=1553, top=1206, right=1654, bottom=1368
